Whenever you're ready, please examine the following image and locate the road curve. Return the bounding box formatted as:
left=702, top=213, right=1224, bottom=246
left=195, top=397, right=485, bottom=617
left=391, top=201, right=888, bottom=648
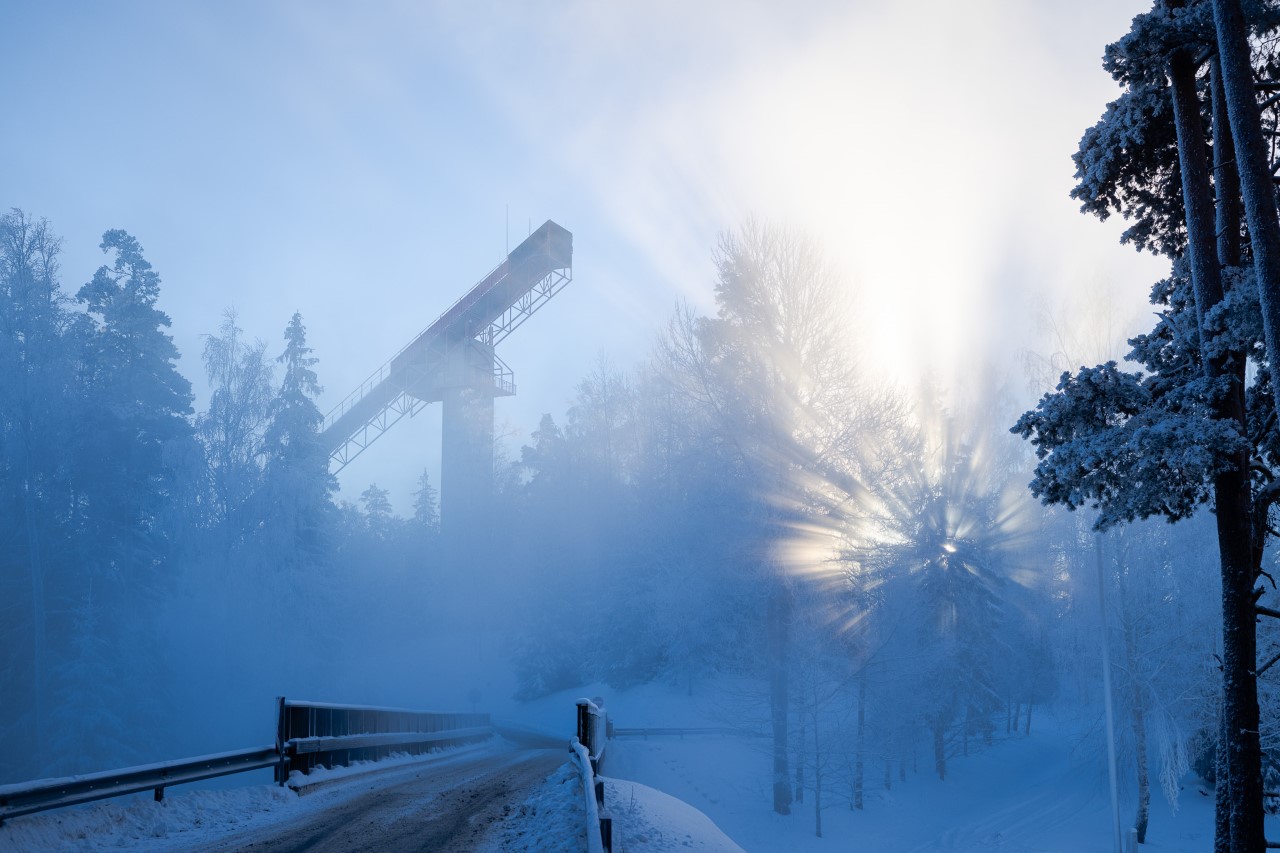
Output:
left=208, top=747, right=565, bottom=853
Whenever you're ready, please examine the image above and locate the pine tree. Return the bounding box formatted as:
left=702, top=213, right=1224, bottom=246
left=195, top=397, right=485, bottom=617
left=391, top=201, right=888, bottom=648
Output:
left=1016, top=4, right=1280, bottom=846
left=75, top=229, right=194, bottom=568
left=361, top=483, right=393, bottom=541
left=0, top=209, right=72, bottom=777
left=259, top=312, right=335, bottom=576
left=412, top=469, right=440, bottom=533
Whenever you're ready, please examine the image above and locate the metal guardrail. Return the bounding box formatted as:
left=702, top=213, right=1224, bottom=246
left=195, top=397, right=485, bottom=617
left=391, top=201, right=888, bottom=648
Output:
left=0, top=746, right=278, bottom=825
left=573, top=698, right=611, bottom=853
left=275, top=697, right=492, bottom=783
left=0, top=697, right=492, bottom=826
left=610, top=726, right=759, bottom=740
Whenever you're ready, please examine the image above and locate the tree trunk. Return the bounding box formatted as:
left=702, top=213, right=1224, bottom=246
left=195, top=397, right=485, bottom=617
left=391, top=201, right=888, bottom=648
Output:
left=855, top=676, right=866, bottom=810
left=1217, top=702, right=1232, bottom=853
left=933, top=716, right=947, bottom=781
left=1211, top=59, right=1243, bottom=271
left=884, top=759, right=892, bottom=791
left=795, top=718, right=805, bottom=804
left=1024, top=702, right=1032, bottom=736
left=1124, top=616, right=1151, bottom=844
left=813, top=714, right=822, bottom=838
left=1211, top=55, right=1241, bottom=853
left=1172, top=13, right=1265, bottom=849
left=1012, top=701, right=1021, bottom=734
left=768, top=585, right=793, bottom=815
left=1212, top=0, right=1280, bottom=423
left=21, top=474, right=47, bottom=774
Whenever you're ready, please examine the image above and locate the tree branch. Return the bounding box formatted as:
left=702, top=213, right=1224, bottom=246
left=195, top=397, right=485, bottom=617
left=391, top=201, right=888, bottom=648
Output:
left=1259, top=651, right=1280, bottom=676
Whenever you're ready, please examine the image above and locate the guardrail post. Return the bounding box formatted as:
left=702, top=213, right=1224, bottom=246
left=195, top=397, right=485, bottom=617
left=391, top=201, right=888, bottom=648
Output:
left=600, top=816, right=612, bottom=852
left=577, top=701, right=592, bottom=756
left=275, top=696, right=289, bottom=786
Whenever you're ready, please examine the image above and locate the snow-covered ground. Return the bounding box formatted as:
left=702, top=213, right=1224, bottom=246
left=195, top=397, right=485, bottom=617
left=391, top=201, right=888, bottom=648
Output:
left=0, top=733, right=742, bottom=853
left=605, top=776, right=745, bottom=852
left=515, top=680, right=1279, bottom=852
left=480, top=760, right=586, bottom=852
left=8, top=678, right=1277, bottom=852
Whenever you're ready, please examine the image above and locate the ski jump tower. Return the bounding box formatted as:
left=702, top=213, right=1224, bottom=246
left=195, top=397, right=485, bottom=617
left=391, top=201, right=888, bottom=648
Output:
left=319, top=220, right=572, bottom=533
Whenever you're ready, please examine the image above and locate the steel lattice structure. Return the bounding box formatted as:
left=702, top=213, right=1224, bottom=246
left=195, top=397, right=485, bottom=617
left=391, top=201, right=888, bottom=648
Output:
left=319, top=220, right=572, bottom=528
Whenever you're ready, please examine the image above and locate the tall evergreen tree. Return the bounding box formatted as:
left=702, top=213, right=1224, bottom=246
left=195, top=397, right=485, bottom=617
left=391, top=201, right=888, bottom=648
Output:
left=259, top=312, right=335, bottom=576
left=0, top=209, right=72, bottom=777
left=1017, top=4, right=1280, bottom=846
left=65, top=229, right=192, bottom=769
left=411, top=469, right=440, bottom=534
left=75, top=229, right=194, bottom=571
left=361, top=483, right=393, bottom=541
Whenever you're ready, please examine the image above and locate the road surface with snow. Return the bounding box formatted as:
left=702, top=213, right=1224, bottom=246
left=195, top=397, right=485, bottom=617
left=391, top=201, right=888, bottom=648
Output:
left=203, top=748, right=564, bottom=852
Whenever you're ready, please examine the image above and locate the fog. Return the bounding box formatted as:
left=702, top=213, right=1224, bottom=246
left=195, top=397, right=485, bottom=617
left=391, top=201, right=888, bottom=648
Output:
left=4, top=1, right=1276, bottom=850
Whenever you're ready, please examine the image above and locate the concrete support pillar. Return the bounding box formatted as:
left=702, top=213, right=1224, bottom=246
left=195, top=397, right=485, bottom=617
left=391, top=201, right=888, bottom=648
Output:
left=440, top=342, right=495, bottom=539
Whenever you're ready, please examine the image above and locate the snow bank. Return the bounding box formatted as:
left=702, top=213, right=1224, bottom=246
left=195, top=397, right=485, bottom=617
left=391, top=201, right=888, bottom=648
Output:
left=481, top=760, right=586, bottom=852
left=605, top=776, right=745, bottom=853
left=0, top=782, right=297, bottom=852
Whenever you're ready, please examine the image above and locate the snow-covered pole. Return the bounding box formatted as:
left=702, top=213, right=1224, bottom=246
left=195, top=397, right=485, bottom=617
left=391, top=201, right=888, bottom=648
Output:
left=571, top=737, right=607, bottom=853
left=1097, top=534, right=1122, bottom=853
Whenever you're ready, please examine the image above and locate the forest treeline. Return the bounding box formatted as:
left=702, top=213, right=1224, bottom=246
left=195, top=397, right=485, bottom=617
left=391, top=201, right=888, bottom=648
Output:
left=1, top=205, right=1267, bottom=844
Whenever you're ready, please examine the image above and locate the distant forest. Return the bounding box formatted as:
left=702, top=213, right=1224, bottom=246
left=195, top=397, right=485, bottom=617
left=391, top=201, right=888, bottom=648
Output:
left=0, top=209, right=1267, bottom=844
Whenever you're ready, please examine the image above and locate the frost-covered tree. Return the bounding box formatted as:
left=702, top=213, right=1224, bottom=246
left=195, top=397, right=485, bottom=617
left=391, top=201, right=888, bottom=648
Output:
left=197, top=310, right=272, bottom=528
left=679, top=220, right=868, bottom=815
left=1015, top=3, right=1280, bottom=847
left=71, top=228, right=193, bottom=766
left=0, top=209, right=72, bottom=777
left=412, top=469, right=439, bottom=533
left=849, top=412, right=1037, bottom=783
left=360, top=483, right=394, bottom=541
left=75, top=229, right=194, bottom=578
left=258, top=312, right=335, bottom=577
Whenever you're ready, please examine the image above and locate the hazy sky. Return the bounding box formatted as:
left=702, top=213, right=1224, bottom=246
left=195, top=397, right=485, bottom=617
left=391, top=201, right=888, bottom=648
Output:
left=4, top=1, right=1168, bottom=511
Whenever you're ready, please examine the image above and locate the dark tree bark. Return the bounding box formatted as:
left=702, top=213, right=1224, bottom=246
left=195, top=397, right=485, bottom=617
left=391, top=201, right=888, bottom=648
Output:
left=1212, top=0, right=1280, bottom=416
left=768, top=584, right=793, bottom=815
left=854, top=675, right=866, bottom=810
left=1169, top=17, right=1263, bottom=849
left=795, top=718, right=805, bottom=804
left=933, top=715, right=947, bottom=781
left=1123, top=614, right=1151, bottom=844
left=1218, top=703, right=1232, bottom=853
left=1211, top=54, right=1241, bottom=853
left=812, top=713, right=823, bottom=838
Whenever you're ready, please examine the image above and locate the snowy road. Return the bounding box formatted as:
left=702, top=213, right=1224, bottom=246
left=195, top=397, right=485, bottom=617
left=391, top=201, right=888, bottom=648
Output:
left=203, top=748, right=565, bottom=853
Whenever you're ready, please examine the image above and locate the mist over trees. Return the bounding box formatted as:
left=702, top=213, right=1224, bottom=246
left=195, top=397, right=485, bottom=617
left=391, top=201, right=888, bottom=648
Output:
left=6, top=9, right=1280, bottom=834
left=0, top=204, right=1237, bottom=843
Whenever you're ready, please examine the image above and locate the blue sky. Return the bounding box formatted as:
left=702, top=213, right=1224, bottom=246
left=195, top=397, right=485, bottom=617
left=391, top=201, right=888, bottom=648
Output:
left=3, top=1, right=1168, bottom=511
